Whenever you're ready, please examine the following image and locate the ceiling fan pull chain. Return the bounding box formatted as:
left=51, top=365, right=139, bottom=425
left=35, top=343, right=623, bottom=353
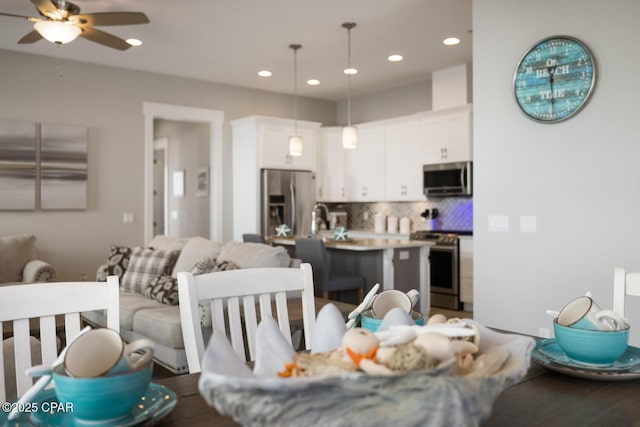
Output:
left=56, top=46, right=64, bottom=79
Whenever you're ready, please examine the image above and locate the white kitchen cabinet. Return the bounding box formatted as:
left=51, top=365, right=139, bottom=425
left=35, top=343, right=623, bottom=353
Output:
left=316, top=127, right=347, bottom=202
left=231, top=115, right=321, bottom=172
left=459, top=236, right=474, bottom=305
left=230, top=115, right=321, bottom=241
left=422, top=105, right=472, bottom=164
left=343, top=125, right=386, bottom=201
left=384, top=118, right=425, bottom=201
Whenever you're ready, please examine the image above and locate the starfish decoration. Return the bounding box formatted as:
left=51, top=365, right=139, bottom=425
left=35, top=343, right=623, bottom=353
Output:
left=275, top=224, right=291, bottom=237
left=334, top=226, right=348, bottom=241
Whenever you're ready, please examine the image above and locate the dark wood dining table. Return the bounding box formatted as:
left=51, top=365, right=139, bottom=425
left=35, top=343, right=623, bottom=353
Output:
left=154, top=345, right=640, bottom=427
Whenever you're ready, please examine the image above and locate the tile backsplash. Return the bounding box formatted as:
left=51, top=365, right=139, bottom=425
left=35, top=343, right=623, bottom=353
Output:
left=324, top=198, right=473, bottom=233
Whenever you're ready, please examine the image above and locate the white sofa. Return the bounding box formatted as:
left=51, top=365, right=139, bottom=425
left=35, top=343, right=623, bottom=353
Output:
left=84, top=235, right=293, bottom=374
left=0, top=234, right=55, bottom=286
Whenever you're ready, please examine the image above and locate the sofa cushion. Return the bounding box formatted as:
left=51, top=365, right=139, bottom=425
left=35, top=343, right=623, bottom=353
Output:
left=171, top=236, right=223, bottom=278
left=121, top=247, right=179, bottom=294
left=0, top=234, right=37, bottom=283
left=106, top=245, right=132, bottom=280
left=217, top=241, right=290, bottom=268
left=148, top=235, right=189, bottom=252
left=133, top=305, right=184, bottom=349
left=144, top=275, right=179, bottom=305
left=3, top=336, right=43, bottom=401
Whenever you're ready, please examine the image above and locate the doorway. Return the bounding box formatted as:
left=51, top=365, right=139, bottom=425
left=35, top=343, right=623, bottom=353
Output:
left=143, top=102, right=224, bottom=244
left=153, top=138, right=168, bottom=236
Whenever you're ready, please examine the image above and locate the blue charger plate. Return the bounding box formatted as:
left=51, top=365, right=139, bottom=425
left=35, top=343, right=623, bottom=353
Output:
left=533, top=339, right=640, bottom=380
left=0, top=383, right=176, bottom=427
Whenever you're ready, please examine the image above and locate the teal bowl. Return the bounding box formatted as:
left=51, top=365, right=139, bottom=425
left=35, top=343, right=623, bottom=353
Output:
left=553, top=319, right=630, bottom=366
left=53, top=361, right=152, bottom=422
left=360, top=309, right=424, bottom=332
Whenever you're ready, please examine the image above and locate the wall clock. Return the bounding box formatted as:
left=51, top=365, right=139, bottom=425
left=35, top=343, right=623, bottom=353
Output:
left=513, top=36, right=596, bottom=123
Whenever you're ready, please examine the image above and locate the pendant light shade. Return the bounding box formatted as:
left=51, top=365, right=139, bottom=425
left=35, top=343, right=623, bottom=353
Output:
left=34, top=21, right=82, bottom=44
left=288, top=44, right=303, bottom=157
left=342, top=22, right=357, bottom=149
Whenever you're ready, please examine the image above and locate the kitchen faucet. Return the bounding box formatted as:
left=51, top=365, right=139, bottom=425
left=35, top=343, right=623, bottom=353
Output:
left=311, top=203, right=330, bottom=237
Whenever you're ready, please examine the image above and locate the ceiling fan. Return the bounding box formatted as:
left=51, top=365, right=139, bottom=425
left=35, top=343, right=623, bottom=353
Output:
left=0, top=0, right=149, bottom=50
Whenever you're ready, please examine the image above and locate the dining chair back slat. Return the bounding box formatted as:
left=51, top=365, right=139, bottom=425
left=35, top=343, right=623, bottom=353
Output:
left=177, top=263, right=316, bottom=373
left=613, top=267, right=640, bottom=319
left=0, top=277, right=120, bottom=402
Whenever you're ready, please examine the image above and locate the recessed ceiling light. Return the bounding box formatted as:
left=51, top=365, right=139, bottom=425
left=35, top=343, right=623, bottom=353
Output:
left=126, top=38, right=142, bottom=46
left=306, top=79, right=320, bottom=86
left=443, top=37, right=460, bottom=46
left=388, top=54, right=403, bottom=62
left=344, top=67, right=358, bottom=75
left=258, top=70, right=272, bottom=77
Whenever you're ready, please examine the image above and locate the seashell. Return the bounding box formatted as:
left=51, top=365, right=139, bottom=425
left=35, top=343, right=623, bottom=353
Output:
left=201, top=329, right=254, bottom=378
left=311, top=304, right=347, bottom=354
left=341, top=328, right=379, bottom=355
left=377, top=307, right=415, bottom=332
left=253, top=316, right=295, bottom=378
left=413, top=332, right=454, bottom=362
left=426, top=313, right=447, bottom=325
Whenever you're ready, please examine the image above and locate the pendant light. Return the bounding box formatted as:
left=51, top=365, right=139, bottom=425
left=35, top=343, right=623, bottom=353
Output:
left=288, top=44, right=303, bottom=157
left=342, top=22, right=357, bottom=149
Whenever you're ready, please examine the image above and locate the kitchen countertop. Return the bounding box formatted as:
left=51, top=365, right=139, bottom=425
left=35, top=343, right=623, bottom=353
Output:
left=267, top=236, right=434, bottom=251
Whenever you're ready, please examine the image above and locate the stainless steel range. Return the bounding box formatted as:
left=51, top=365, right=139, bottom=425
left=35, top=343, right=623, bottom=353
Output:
left=410, top=230, right=461, bottom=310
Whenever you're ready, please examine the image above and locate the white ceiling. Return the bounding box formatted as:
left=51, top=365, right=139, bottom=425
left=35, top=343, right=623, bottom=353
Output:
left=0, top=0, right=472, bottom=101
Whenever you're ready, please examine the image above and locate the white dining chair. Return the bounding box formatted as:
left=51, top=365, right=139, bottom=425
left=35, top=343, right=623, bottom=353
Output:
left=177, top=263, right=316, bottom=373
left=613, top=267, right=640, bottom=319
left=0, top=276, right=120, bottom=402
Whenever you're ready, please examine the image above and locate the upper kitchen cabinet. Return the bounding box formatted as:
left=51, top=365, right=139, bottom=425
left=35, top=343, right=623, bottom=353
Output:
left=384, top=117, right=425, bottom=200
left=316, top=127, right=347, bottom=202
left=231, top=116, right=321, bottom=172
left=421, top=104, right=473, bottom=164
left=343, top=124, right=386, bottom=201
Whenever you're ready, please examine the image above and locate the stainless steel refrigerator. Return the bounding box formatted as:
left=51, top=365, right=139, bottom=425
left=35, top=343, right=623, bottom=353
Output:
left=261, top=169, right=316, bottom=237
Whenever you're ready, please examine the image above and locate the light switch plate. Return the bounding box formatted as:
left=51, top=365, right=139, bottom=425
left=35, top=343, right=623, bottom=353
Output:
left=488, top=215, right=509, bottom=232
left=520, top=216, right=537, bottom=233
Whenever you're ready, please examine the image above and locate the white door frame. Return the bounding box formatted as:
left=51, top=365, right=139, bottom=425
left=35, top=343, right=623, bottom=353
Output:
left=153, top=137, right=168, bottom=236
left=143, top=102, right=224, bottom=243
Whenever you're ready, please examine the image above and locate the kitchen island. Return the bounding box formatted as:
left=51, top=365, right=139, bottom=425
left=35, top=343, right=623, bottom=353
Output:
left=269, top=236, right=433, bottom=314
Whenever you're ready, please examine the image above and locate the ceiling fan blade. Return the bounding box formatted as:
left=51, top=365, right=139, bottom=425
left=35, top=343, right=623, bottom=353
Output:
left=0, top=11, right=40, bottom=21
left=30, top=0, right=58, bottom=17
left=74, top=12, right=149, bottom=26
left=18, top=30, right=43, bottom=44
left=79, top=26, right=130, bottom=51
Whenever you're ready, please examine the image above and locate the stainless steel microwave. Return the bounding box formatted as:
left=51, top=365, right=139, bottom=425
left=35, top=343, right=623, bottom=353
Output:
left=423, top=161, right=472, bottom=197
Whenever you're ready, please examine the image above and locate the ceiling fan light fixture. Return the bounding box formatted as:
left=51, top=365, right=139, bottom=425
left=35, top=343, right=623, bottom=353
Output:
left=34, top=20, right=81, bottom=44
left=126, top=38, right=142, bottom=46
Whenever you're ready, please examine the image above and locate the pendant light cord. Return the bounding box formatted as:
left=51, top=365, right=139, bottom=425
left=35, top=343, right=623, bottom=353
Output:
left=290, top=44, right=301, bottom=136
left=347, top=27, right=352, bottom=127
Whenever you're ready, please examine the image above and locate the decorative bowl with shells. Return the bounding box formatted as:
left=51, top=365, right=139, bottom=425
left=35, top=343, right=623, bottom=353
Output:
left=198, top=305, right=535, bottom=427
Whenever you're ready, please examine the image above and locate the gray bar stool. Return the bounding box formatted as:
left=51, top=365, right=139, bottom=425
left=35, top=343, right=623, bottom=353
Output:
left=294, top=237, right=365, bottom=301
left=242, top=233, right=266, bottom=244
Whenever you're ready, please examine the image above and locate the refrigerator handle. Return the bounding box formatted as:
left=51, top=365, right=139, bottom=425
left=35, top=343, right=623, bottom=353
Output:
left=290, top=182, right=296, bottom=232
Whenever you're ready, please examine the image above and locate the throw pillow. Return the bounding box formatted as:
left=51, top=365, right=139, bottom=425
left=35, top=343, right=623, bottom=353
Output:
left=105, top=245, right=132, bottom=281
left=144, top=275, right=179, bottom=305
left=190, top=258, right=240, bottom=275
left=171, top=237, right=224, bottom=278
left=120, top=247, right=179, bottom=295
left=217, top=241, right=290, bottom=269
left=0, top=234, right=37, bottom=283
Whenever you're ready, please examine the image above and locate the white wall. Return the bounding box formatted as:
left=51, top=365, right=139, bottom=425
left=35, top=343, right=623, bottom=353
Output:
left=0, top=49, right=336, bottom=281
left=474, top=0, right=640, bottom=345
left=336, top=80, right=432, bottom=124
